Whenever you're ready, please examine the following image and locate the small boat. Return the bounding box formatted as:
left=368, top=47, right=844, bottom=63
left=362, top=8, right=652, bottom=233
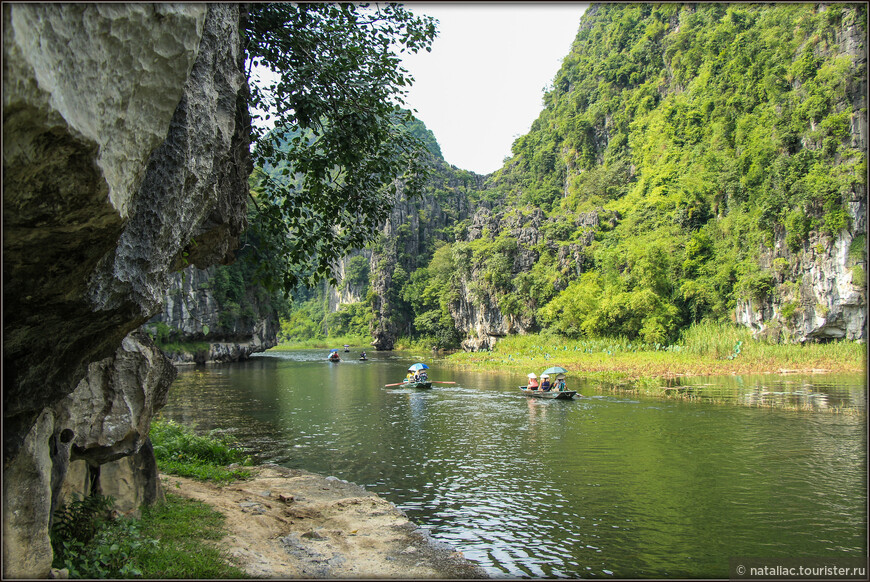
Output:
left=402, top=381, right=432, bottom=389
left=519, top=387, right=577, bottom=400
left=327, top=349, right=341, bottom=362
left=359, top=356, right=368, bottom=361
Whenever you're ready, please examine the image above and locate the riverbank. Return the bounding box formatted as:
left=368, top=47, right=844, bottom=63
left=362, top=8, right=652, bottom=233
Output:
left=161, top=465, right=487, bottom=578
left=436, top=331, right=866, bottom=387
left=275, top=325, right=866, bottom=385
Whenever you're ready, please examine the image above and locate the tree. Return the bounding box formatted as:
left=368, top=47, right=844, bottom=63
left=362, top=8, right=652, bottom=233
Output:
left=243, top=3, right=438, bottom=292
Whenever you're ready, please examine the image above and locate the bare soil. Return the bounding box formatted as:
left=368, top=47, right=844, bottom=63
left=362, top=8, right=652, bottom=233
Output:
left=161, top=465, right=488, bottom=579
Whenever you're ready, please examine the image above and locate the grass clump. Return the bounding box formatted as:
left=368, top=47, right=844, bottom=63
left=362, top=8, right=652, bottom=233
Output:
left=150, top=418, right=252, bottom=483
left=157, top=341, right=211, bottom=356
left=50, top=492, right=245, bottom=578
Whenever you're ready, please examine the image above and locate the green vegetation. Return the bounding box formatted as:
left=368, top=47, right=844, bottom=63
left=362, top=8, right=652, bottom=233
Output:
left=50, top=492, right=244, bottom=579
left=275, top=2, right=864, bottom=353
left=150, top=419, right=252, bottom=483
left=443, top=323, right=866, bottom=386
left=273, top=334, right=370, bottom=350
left=48, top=421, right=255, bottom=578
left=244, top=4, right=437, bottom=292
left=134, top=494, right=245, bottom=578
left=142, top=322, right=209, bottom=357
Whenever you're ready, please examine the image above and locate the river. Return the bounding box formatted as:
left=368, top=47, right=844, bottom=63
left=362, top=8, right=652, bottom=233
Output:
left=158, top=349, right=867, bottom=578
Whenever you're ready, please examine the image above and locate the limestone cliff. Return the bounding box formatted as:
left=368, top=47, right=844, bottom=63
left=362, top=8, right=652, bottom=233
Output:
left=3, top=4, right=250, bottom=577
left=736, top=198, right=867, bottom=342
left=368, top=162, right=483, bottom=350
left=147, top=265, right=280, bottom=364
left=355, top=3, right=868, bottom=351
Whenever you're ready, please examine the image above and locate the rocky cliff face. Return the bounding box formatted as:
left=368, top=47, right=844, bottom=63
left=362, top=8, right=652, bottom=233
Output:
left=369, top=163, right=482, bottom=350
left=736, top=198, right=867, bottom=342
left=3, top=4, right=250, bottom=577
left=148, top=265, right=280, bottom=364
left=451, top=207, right=599, bottom=351
left=735, top=7, right=867, bottom=343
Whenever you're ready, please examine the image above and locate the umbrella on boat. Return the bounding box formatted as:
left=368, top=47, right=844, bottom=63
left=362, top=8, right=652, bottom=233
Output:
left=330, top=349, right=339, bottom=353
left=542, top=366, right=568, bottom=375
left=408, top=363, right=429, bottom=371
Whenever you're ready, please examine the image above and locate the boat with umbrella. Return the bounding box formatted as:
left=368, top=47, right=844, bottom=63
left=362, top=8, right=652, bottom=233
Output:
left=384, top=363, right=459, bottom=389
left=327, top=349, right=341, bottom=362
left=400, top=363, right=432, bottom=388
left=520, top=366, right=578, bottom=399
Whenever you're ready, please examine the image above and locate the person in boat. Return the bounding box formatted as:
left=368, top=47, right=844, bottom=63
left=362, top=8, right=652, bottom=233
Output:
left=555, top=377, right=566, bottom=391
left=540, top=375, right=551, bottom=391
left=360, top=351, right=367, bottom=359
left=419, top=370, right=428, bottom=381
left=527, top=374, right=539, bottom=390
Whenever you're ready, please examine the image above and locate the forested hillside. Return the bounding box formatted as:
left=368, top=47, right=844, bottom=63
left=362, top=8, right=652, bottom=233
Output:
left=273, top=3, right=868, bottom=349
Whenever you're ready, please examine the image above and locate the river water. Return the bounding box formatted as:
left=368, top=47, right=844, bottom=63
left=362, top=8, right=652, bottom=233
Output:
left=159, top=349, right=867, bottom=578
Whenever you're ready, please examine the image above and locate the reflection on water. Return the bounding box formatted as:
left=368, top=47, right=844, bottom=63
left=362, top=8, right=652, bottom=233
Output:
left=652, top=373, right=867, bottom=412
left=159, top=351, right=867, bottom=578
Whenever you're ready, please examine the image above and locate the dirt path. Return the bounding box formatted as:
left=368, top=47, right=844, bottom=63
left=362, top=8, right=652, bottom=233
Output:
left=161, top=465, right=488, bottom=579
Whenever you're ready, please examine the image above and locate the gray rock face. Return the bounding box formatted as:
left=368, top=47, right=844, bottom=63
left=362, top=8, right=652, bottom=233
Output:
left=369, top=164, right=483, bottom=350
left=3, top=4, right=250, bottom=577
left=2, top=411, right=55, bottom=579
left=736, top=199, right=867, bottom=342
left=63, top=441, right=165, bottom=518
left=149, top=265, right=280, bottom=363
left=54, top=331, right=175, bottom=466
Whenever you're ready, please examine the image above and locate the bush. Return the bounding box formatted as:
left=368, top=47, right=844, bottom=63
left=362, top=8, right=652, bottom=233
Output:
left=51, top=494, right=155, bottom=578
left=50, top=492, right=244, bottom=579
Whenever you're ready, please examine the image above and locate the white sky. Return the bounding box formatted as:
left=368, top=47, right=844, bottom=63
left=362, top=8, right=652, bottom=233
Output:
left=400, top=3, right=588, bottom=174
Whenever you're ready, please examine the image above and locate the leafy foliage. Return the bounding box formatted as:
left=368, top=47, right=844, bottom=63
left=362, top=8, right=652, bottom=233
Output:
left=51, top=494, right=152, bottom=578
left=50, top=492, right=243, bottom=579
left=458, top=3, right=863, bottom=343
left=244, top=4, right=437, bottom=292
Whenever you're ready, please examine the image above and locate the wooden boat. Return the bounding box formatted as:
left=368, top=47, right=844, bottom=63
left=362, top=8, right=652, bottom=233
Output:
left=401, top=381, right=432, bottom=389
left=519, top=387, right=577, bottom=400
left=327, top=354, right=341, bottom=362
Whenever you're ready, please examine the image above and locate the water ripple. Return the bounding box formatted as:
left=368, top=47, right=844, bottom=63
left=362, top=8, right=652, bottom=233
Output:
left=161, top=355, right=867, bottom=578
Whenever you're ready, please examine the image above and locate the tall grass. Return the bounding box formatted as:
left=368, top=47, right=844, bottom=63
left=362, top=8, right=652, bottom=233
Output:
left=442, top=324, right=866, bottom=382
left=136, top=494, right=246, bottom=578
left=272, top=334, right=369, bottom=350
left=679, top=321, right=753, bottom=358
